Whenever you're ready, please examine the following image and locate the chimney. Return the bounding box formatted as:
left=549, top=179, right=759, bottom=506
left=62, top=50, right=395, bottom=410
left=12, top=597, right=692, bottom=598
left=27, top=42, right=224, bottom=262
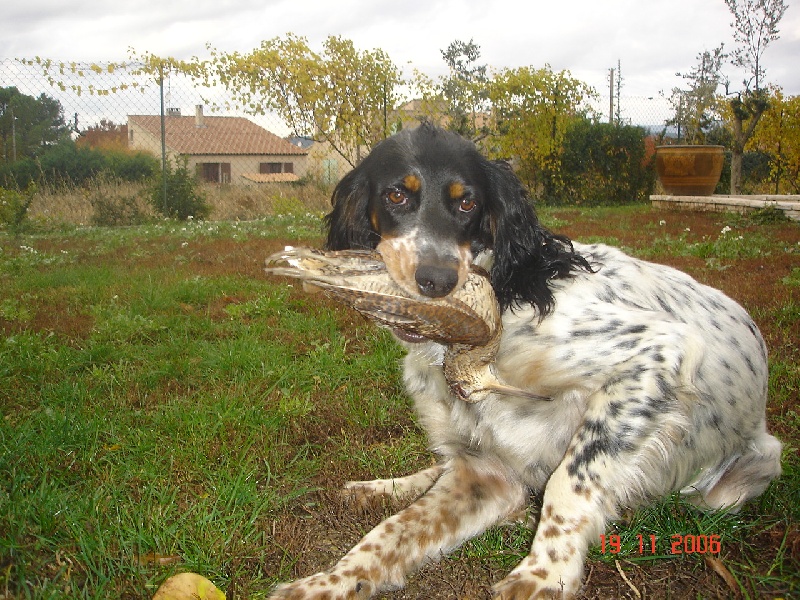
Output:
left=195, top=105, right=205, bottom=128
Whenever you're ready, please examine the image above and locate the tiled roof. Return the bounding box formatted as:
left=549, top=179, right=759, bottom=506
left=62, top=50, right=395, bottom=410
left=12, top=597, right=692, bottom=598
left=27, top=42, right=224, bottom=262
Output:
left=241, top=173, right=301, bottom=183
left=128, top=114, right=306, bottom=156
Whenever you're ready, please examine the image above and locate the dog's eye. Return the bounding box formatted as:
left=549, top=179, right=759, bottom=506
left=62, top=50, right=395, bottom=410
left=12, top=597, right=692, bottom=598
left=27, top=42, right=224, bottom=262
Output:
left=385, top=189, right=408, bottom=205
left=459, top=197, right=477, bottom=213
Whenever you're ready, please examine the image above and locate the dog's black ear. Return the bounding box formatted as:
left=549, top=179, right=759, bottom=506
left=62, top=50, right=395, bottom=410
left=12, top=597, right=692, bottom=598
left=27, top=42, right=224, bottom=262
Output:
left=482, top=160, right=591, bottom=315
left=323, top=166, right=379, bottom=251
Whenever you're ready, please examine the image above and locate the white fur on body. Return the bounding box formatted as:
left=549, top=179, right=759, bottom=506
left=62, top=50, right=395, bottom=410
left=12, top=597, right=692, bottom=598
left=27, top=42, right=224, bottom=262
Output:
left=271, top=243, right=782, bottom=599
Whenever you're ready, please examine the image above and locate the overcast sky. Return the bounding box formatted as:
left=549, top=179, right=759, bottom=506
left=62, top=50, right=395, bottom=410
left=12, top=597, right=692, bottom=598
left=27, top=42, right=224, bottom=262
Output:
left=3, top=0, right=799, bottom=100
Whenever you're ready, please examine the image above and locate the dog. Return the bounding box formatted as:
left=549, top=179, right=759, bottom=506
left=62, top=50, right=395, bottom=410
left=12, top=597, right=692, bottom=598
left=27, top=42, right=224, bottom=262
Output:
left=270, top=124, right=782, bottom=599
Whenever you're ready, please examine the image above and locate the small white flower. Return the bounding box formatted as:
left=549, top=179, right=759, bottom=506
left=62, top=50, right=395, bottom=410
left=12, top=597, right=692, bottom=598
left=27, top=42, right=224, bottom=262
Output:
left=659, top=220, right=666, bottom=226
left=720, top=225, right=732, bottom=235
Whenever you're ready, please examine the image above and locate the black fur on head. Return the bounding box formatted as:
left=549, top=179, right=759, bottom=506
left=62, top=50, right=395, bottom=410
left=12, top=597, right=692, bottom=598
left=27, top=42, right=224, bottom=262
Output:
left=324, top=123, right=591, bottom=315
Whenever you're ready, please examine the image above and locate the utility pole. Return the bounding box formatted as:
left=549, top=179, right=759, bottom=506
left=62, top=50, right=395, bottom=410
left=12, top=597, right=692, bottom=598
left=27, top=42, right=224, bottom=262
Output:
left=609, top=68, right=615, bottom=124
left=10, top=106, right=16, bottom=162
left=616, top=59, right=622, bottom=124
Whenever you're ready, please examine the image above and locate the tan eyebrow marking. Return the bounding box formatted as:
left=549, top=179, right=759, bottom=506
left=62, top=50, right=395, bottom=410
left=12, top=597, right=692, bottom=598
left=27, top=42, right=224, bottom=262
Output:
left=449, top=182, right=466, bottom=200
left=403, top=174, right=421, bottom=193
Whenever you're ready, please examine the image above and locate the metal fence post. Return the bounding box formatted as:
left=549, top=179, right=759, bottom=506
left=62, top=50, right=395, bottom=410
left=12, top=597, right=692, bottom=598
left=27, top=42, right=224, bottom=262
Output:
left=159, top=62, right=167, bottom=213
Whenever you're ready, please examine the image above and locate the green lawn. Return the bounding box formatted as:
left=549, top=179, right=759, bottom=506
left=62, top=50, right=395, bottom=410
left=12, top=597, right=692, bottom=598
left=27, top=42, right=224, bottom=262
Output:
left=1, top=207, right=798, bottom=599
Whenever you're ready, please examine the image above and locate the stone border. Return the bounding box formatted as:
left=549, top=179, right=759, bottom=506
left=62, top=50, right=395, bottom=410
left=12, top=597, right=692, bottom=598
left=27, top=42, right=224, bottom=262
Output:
left=650, top=194, right=800, bottom=222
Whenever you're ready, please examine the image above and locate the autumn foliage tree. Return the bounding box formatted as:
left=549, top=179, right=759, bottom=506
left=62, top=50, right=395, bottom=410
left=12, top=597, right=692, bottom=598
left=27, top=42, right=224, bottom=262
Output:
left=193, top=34, right=403, bottom=167
left=486, top=65, right=596, bottom=198
left=747, top=89, right=800, bottom=193
left=76, top=119, right=128, bottom=151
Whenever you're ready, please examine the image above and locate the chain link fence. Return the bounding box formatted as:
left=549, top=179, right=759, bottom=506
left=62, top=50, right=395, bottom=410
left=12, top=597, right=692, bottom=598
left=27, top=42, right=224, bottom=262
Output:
left=1, top=57, right=676, bottom=224
left=1, top=58, right=674, bottom=134
left=2, top=58, right=354, bottom=223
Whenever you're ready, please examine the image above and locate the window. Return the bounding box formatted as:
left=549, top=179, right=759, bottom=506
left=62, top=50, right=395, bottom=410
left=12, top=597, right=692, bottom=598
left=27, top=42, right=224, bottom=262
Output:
left=198, top=162, right=231, bottom=184
left=322, top=159, right=338, bottom=185
left=260, top=162, right=282, bottom=174
left=259, top=162, right=295, bottom=174
left=199, top=163, right=219, bottom=183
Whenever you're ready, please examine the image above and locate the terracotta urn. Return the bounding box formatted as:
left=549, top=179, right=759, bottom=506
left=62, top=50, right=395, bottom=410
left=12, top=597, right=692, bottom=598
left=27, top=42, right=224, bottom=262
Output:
left=654, top=145, right=724, bottom=196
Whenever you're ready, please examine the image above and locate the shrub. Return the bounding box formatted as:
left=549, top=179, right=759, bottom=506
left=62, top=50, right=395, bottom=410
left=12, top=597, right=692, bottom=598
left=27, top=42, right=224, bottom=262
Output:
left=0, top=142, right=159, bottom=191
left=89, top=177, right=151, bottom=226
left=0, top=183, right=36, bottom=235
left=149, top=157, right=210, bottom=221
left=749, top=205, right=789, bottom=224
left=551, top=119, right=656, bottom=205
left=37, top=140, right=106, bottom=186
left=104, top=150, right=159, bottom=182
left=0, top=158, right=39, bottom=190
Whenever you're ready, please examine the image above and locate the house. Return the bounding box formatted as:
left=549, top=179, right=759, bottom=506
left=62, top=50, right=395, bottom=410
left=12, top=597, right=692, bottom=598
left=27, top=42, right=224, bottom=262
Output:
left=127, top=106, right=307, bottom=184
left=288, top=136, right=352, bottom=185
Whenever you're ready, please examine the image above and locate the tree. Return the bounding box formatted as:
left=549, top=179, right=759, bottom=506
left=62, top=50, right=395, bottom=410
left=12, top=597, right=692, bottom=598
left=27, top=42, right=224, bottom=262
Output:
left=486, top=65, right=596, bottom=198
left=77, top=119, right=128, bottom=151
left=747, top=89, right=800, bottom=192
left=440, top=39, right=490, bottom=140
left=667, top=46, right=726, bottom=144
left=198, top=34, right=402, bottom=167
left=0, top=87, right=70, bottom=163
left=723, top=0, right=787, bottom=193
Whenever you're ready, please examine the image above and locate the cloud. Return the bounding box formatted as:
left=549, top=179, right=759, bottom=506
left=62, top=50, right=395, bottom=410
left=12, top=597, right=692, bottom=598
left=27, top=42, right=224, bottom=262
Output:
left=3, top=0, right=799, bottom=97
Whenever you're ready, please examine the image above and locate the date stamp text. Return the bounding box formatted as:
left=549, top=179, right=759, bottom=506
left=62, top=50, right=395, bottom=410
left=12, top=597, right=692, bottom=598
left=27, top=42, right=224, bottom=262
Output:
left=599, top=534, right=722, bottom=555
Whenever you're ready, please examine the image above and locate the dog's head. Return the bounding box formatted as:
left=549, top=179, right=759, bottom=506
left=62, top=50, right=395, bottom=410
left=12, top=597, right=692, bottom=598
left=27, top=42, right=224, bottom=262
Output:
left=324, top=123, right=589, bottom=314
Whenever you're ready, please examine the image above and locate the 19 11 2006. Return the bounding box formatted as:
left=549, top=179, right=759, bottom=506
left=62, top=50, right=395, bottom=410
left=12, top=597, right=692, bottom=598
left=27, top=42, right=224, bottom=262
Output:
left=599, top=533, right=722, bottom=555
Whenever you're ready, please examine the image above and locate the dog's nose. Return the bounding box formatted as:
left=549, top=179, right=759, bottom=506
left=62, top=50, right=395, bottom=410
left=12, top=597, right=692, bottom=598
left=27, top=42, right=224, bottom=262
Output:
left=415, top=265, right=459, bottom=298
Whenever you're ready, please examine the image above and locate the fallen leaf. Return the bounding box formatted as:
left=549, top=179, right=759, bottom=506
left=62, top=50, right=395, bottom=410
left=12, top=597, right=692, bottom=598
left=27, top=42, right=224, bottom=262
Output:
left=153, top=572, right=225, bottom=600
left=704, top=555, right=741, bottom=598
left=137, top=552, right=182, bottom=567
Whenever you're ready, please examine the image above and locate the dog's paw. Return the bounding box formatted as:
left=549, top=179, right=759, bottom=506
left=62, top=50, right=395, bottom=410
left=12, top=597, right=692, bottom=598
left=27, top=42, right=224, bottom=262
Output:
left=492, top=573, right=571, bottom=600
left=492, top=556, right=580, bottom=600
left=270, top=573, right=375, bottom=600
left=342, top=466, right=443, bottom=505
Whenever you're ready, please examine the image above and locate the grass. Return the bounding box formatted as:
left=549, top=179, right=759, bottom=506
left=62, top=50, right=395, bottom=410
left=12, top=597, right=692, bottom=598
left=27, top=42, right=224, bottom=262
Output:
left=1, top=214, right=404, bottom=598
left=24, top=179, right=334, bottom=227
left=1, top=204, right=798, bottom=599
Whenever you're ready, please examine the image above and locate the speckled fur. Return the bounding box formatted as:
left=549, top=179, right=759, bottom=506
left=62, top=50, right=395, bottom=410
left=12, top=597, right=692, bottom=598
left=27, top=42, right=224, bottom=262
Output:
left=269, top=126, right=782, bottom=600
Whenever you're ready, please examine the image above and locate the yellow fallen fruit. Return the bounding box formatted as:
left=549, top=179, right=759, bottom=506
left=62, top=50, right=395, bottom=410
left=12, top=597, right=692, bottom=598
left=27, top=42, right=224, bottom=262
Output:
left=152, top=572, right=225, bottom=600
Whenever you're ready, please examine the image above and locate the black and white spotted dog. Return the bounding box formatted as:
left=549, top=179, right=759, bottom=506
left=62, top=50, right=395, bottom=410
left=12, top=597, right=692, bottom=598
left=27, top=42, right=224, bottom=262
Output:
left=271, top=124, right=782, bottom=599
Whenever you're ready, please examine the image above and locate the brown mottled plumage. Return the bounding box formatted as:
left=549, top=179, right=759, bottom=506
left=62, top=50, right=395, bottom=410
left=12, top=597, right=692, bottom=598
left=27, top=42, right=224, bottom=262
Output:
left=266, top=247, right=545, bottom=402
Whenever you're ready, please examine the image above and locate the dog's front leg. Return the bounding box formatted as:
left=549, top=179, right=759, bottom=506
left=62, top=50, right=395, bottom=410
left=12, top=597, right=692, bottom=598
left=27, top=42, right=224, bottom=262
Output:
left=270, top=456, right=527, bottom=600
left=342, top=464, right=445, bottom=505
left=492, top=462, right=604, bottom=600
left=493, top=365, right=685, bottom=599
